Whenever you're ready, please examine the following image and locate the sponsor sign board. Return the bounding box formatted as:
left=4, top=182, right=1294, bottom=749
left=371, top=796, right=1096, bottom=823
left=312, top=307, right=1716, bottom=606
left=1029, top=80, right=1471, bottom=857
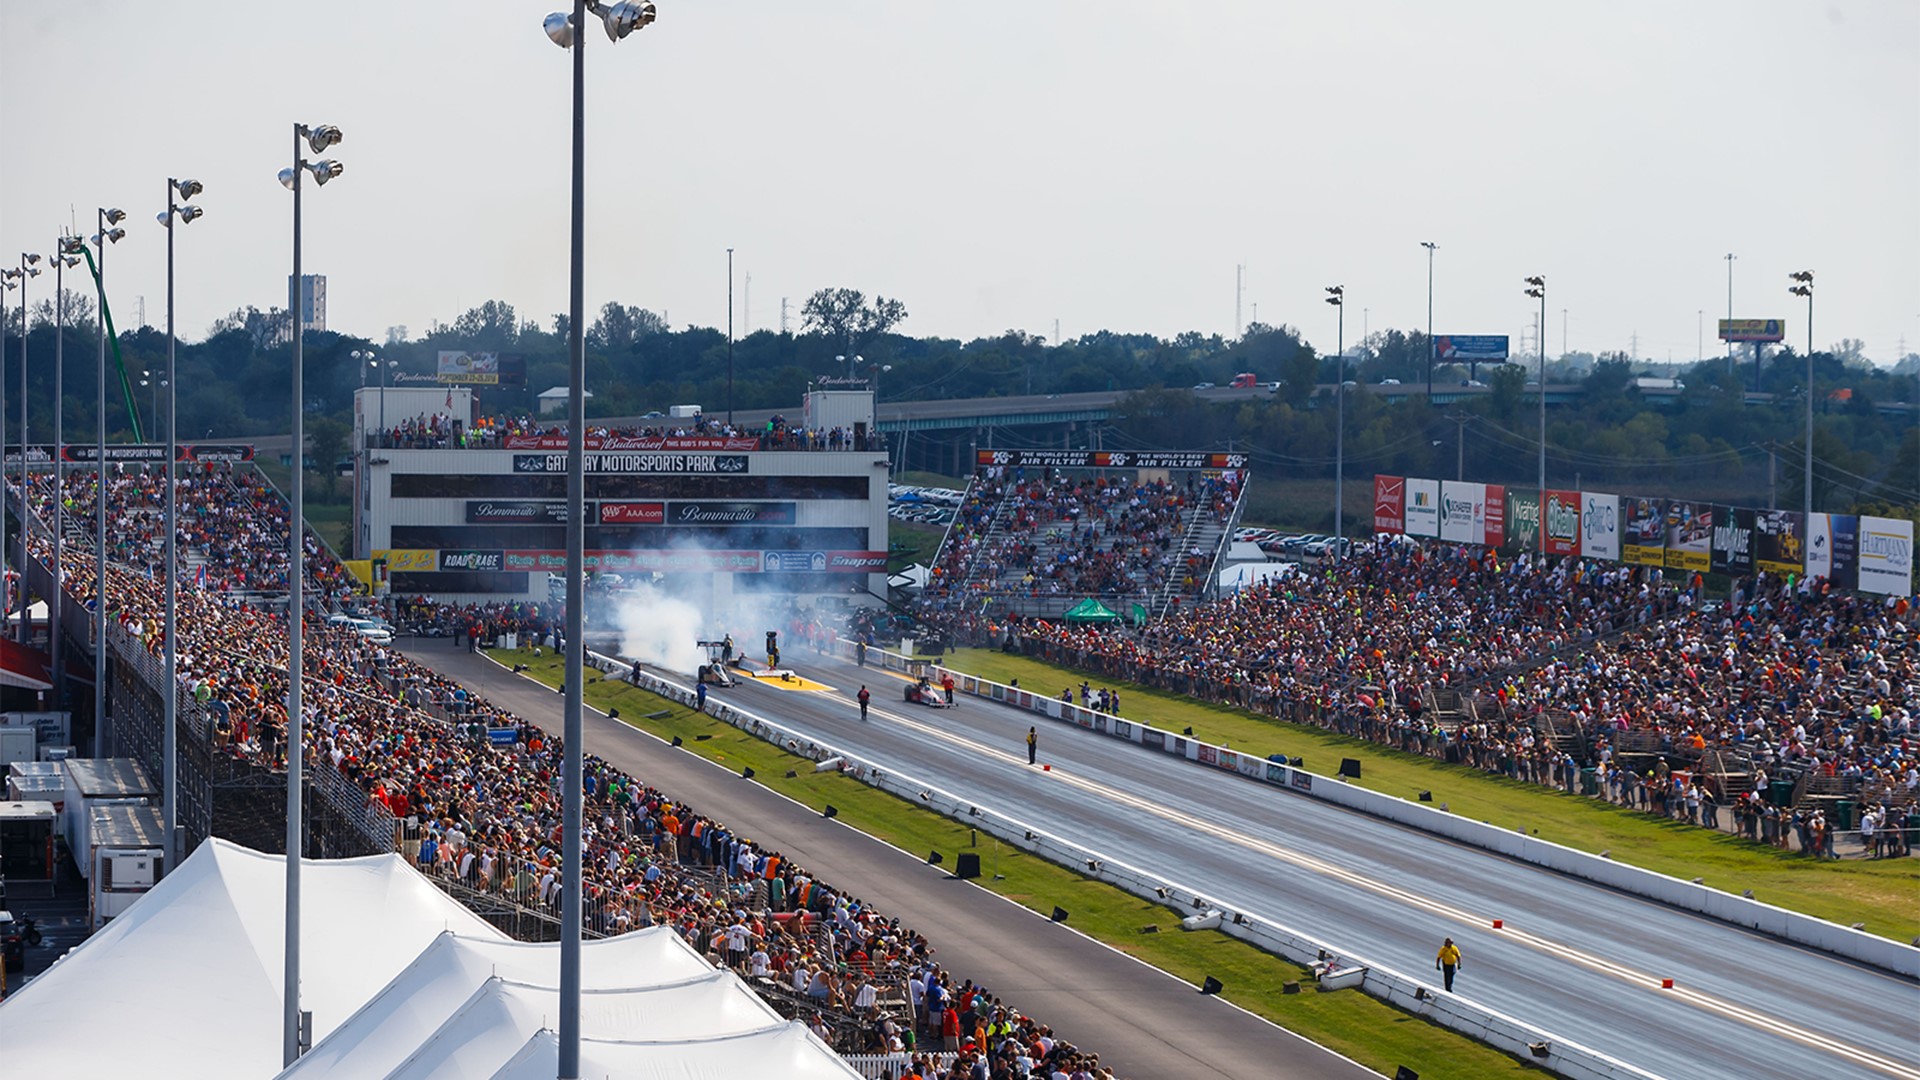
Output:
left=597, top=502, right=666, bottom=525
left=1825, top=514, right=1860, bottom=590
left=438, top=549, right=504, bottom=572
left=1711, top=506, right=1755, bottom=576
left=1439, top=481, right=1483, bottom=545
left=437, top=351, right=499, bottom=384
left=464, top=500, right=572, bottom=524
left=1373, top=475, right=1405, bottom=534
left=763, top=550, right=830, bottom=573
left=669, top=501, right=798, bottom=526
left=1856, top=516, right=1914, bottom=596
left=493, top=549, right=887, bottom=574
left=1404, top=478, right=1440, bottom=538
left=1504, top=488, right=1540, bottom=553
left=1435, top=335, right=1510, bottom=362
left=1581, top=492, right=1621, bottom=561
left=52, top=443, right=256, bottom=464
left=513, top=453, right=748, bottom=474
left=1622, top=498, right=1667, bottom=567
left=1541, top=489, right=1581, bottom=557
left=1753, top=510, right=1805, bottom=575
left=377, top=549, right=439, bottom=573
left=1663, top=500, right=1712, bottom=572
left=1718, top=318, right=1786, bottom=343
left=1482, top=485, right=1505, bottom=548
left=974, top=449, right=1249, bottom=471
left=500, top=435, right=761, bottom=451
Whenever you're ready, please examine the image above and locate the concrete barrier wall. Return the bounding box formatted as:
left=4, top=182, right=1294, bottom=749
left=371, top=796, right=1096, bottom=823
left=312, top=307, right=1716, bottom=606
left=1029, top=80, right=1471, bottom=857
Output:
left=577, top=647, right=1661, bottom=1080
left=832, top=643, right=1919, bottom=979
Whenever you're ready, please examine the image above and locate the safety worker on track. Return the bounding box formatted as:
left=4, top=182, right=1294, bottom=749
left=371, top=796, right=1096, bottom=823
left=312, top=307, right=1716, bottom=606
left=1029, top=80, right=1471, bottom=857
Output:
left=1436, top=938, right=1461, bottom=992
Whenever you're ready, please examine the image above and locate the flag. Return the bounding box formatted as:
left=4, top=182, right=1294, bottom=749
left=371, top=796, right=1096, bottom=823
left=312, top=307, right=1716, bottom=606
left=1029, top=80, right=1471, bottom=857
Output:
left=445, top=386, right=453, bottom=408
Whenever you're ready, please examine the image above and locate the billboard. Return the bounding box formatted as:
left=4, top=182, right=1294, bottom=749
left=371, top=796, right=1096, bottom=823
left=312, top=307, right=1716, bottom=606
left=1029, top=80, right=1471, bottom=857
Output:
left=1541, top=489, right=1581, bottom=557
left=1807, top=513, right=1861, bottom=590
left=1404, top=478, right=1440, bottom=538
left=1753, top=510, right=1805, bottom=575
left=1663, top=500, right=1713, bottom=572
left=1504, top=488, right=1540, bottom=553
left=437, top=351, right=499, bottom=384
left=1856, top=516, right=1914, bottom=596
left=1718, top=319, right=1786, bottom=343
left=438, top=549, right=505, bottom=572
left=598, top=502, right=667, bottom=525
left=1435, top=335, right=1510, bottom=362
left=668, top=502, right=798, bottom=526
left=465, top=500, right=572, bottom=524
left=1439, top=481, right=1484, bottom=545
left=1581, top=492, right=1621, bottom=561
left=1711, top=506, right=1755, bottom=577
left=1373, top=475, right=1405, bottom=535
left=1482, top=485, right=1506, bottom=548
left=1622, top=498, right=1667, bottom=567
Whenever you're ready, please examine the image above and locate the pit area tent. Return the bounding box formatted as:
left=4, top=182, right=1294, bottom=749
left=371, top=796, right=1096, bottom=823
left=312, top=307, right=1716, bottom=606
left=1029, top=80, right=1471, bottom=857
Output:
left=1063, top=598, right=1122, bottom=622
left=487, top=1025, right=861, bottom=1080
left=0, top=838, right=505, bottom=1080
left=281, top=928, right=719, bottom=1078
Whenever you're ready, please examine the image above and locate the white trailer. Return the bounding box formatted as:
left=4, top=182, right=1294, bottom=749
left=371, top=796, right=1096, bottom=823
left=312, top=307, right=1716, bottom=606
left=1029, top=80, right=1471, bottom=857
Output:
left=62, top=759, right=158, bottom=881
left=89, top=804, right=165, bottom=929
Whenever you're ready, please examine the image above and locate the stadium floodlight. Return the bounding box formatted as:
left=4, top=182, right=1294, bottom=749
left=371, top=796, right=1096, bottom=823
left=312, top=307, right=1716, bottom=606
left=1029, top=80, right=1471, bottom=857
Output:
left=1523, top=275, right=1547, bottom=494
left=1786, top=270, right=1815, bottom=526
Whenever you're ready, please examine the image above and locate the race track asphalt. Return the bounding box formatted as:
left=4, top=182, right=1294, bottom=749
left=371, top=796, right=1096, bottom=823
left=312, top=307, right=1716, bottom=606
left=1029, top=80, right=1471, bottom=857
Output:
left=400, top=641, right=1385, bottom=1080
left=570, top=643, right=1920, bottom=1080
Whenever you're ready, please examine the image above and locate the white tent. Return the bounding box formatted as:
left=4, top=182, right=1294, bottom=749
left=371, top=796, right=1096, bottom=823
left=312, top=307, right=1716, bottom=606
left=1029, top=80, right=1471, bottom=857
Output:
left=1217, top=560, right=1298, bottom=593
left=488, top=1025, right=862, bottom=1080
left=0, top=838, right=504, bottom=1080
left=283, top=930, right=732, bottom=1079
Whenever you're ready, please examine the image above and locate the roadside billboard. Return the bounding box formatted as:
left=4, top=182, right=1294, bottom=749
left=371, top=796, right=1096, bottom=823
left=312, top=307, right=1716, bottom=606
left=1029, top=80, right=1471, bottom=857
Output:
left=1753, top=510, right=1805, bottom=576
left=1435, top=335, right=1510, bottom=362
left=1541, top=489, right=1581, bottom=557
left=1663, top=500, right=1713, bottom=572
left=1856, top=516, right=1914, bottom=596
left=1440, top=481, right=1483, bottom=545
left=1504, top=488, right=1540, bottom=554
left=1581, top=492, right=1621, bottom=561
left=437, top=351, right=499, bottom=384
left=1405, top=478, right=1440, bottom=538
left=1622, top=498, right=1667, bottom=567
left=1373, top=475, right=1405, bottom=535
left=1711, top=506, right=1755, bottom=576
left=1718, top=319, right=1786, bottom=343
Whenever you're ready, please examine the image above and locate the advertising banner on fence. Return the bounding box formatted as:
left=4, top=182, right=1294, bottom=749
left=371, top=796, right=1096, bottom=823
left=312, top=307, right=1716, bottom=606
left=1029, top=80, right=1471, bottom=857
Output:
left=1482, top=485, right=1505, bottom=548
left=1754, top=510, right=1805, bottom=576
left=1541, top=489, right=1581, bottom=557
left=598, top=502, right=667, bottom=525
left=513, top=453, right=749, bottom=474
left=1504, top=488, right=1540, bottom=553
left=1711, top=506, right=1755, bottom=576
left=494, top=549, right=886, bottom=574
left=974, top=449, right=1248, bottom=471
left=1581, top=492, right=1620, bottom=561
left=1664, top=501, right=1713, bottom=572
left=1404, top=478, right=1440, bottom=537
left=1857, top=516, right=1914, bottom=596
left=1622, top=498, right=1667, bottom=567
left=1824, top=514, right=1860, bottom=590
left=1373, top=475, right=1405, bottom=534
left=377, top=549, right=439, bottom=573
left=1440, top=481, right=1484, bottom=545
left=500, top=434, right=761, bottom=451
left=669, top=501, right=797, bottom=526
left=465, top=500, right=573, bottom=524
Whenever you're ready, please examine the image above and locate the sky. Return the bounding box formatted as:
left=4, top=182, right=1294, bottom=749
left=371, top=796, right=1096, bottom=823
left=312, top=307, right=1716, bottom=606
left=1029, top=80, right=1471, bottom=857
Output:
left=3, top=1, right=1916, bottom=365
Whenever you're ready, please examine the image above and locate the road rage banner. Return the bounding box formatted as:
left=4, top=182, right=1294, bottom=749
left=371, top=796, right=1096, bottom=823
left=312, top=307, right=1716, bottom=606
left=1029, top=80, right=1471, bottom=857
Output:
left=1711, top=506, right=1755, bottom=576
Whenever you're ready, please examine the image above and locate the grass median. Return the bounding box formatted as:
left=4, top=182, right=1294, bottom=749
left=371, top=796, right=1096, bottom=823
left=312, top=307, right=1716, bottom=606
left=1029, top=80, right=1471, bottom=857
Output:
left=938, top=648, right=1920, bottom=944
left=493, top=646, right=1548, bottom=1079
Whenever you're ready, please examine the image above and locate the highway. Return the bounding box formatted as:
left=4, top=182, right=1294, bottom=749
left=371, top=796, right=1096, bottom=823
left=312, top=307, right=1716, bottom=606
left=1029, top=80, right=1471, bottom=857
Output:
left=685, top=646, right=1920, bottom=1080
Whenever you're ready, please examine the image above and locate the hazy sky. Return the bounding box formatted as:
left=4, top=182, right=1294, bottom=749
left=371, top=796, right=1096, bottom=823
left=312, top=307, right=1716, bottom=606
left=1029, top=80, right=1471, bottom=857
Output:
left=4, top=1, right=1916, bottom=365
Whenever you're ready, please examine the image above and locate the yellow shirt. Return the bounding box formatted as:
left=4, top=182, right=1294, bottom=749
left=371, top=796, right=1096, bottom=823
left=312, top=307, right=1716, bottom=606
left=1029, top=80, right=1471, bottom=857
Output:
left=1437, top=944, right=1461, bottom=966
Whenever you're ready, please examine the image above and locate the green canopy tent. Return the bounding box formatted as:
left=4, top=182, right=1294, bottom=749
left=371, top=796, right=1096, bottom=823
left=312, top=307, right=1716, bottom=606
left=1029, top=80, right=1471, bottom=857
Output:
left=1063, top=598, right=1122, bottom=623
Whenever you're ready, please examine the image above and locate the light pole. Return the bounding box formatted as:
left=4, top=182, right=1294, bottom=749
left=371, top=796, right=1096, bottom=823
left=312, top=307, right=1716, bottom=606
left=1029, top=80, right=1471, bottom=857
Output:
left=1325, top=285, right=1344, bottom=559
left=541, top=4, right=657, bottom=1078
left=351, top=349, right=377, bottom=558
left=726, top=247, right=734, bottom=428
left=92, top=209, right=125, bottom=755
left=1789, top=270, right=1814, bottom=524
left=1421, top=242, right=1438, bottom=399
left=5, top=254, right=42, bottom=641
left=50, top=236, right=85, bottom=709
left=1525, top=276, right=1547, bottom=493
left=156, top=177, right=204, bottom=870
left=1725, top=252, right=1736, bottom=376
left=277, top=121, right=344, bottom=1067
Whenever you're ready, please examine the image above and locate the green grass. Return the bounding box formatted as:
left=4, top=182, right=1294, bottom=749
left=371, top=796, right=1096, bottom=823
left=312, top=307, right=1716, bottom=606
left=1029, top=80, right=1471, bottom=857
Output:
left=893, top=470, right=967, bottom=491
left=887, top=521, right=948, bottom=569
left=495, top=646, right=1548, bottom=1078
left=941, top=649, right=1920, bottom=943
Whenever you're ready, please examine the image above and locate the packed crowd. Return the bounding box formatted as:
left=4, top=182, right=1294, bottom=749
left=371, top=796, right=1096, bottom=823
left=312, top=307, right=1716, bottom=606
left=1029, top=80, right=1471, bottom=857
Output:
left=925, top=467, right=1243, bottom=602
left=964, top=539, right=1917, bottom=846
left=19, top=464, right=1122, bottom=1073
left=369, top=410, right=877, bottom=453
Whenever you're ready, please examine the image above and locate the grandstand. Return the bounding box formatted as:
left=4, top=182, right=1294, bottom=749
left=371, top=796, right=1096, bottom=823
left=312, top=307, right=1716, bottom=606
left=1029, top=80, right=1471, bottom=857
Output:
left=924, top=449, right=1249, bottom=621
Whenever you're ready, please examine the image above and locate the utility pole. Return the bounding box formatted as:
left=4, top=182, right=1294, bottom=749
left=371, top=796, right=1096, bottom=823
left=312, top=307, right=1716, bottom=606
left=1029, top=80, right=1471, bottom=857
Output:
left=1054, top=317, right=1060, bottom=347
left=1725, top=252, right=1737, bottom=375
left=743, top=271, right=751, bottom=336
left=1235, top=264, right=1244, bottom=339
left=780, top=297, right=790, bottom=335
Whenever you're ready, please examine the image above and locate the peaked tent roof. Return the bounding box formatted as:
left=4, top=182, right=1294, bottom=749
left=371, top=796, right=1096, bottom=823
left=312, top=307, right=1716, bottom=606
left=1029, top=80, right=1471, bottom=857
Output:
left=1063, top=598, right=1122, bottom=622
left=487, top=1025, right=863, bottom=1080
left=282, top=928, right=721, bottom=1079
left=0, top=838, right=505, bottom=1080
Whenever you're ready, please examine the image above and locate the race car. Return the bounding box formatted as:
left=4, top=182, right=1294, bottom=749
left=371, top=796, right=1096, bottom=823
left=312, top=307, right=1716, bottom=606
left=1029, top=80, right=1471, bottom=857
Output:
left=903, top=675, right=956, bottom=708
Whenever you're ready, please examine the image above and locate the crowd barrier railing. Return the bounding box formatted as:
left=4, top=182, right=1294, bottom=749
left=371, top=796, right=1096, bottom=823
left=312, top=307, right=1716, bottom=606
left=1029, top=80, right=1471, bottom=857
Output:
left=573, top=644, right=1662, bottom=1080
left=830, top=639, right=1920, bottom=980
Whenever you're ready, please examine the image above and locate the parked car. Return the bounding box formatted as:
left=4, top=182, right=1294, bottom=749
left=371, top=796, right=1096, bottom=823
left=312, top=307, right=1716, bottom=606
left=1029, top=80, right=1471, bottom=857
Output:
left=1191, top=382, right=1214, bottom=390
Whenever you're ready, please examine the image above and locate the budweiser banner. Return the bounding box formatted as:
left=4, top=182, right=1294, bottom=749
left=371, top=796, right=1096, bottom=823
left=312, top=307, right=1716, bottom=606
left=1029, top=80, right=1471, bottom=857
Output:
left=1373, top=475, right=1405, bottom=534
